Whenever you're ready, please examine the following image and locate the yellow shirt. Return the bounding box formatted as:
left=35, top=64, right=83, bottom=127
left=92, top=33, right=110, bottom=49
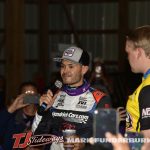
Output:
left=126, top=75, right=150, bottom=132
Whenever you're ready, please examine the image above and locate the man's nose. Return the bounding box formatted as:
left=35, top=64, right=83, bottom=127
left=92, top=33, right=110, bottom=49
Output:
left=63, top=66, right=69, bottom=73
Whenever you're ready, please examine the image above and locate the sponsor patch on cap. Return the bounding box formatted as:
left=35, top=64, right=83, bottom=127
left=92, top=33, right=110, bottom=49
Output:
left=64, top=48, right=75, bottom=57
left=53, top=46, right=90, bottom=66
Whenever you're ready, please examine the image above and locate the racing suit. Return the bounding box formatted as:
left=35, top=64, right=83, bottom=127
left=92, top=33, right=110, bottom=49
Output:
left=32, top=80, right=111, bottom=149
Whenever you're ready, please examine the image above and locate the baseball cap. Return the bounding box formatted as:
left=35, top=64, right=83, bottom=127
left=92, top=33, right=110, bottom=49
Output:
left=54, top=46, right=90, bottom=66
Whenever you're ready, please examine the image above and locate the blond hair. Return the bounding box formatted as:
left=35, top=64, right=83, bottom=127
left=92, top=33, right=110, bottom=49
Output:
left=127, top=25, right=150, bottom=57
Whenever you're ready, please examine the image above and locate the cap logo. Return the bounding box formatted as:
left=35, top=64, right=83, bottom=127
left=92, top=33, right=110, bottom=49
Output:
left=64, top=48, right=75, bottom=57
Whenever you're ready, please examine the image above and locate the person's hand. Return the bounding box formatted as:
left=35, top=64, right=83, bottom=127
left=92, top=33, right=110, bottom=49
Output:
left=39, top=90, right=57, bottom=110
left=73, top=142, right=85, bottom=150
left=63, top=135, right=85, bottom=150
left=105, top=132, right=130, bottom=150
left=117, top=107, right=126, bottom=122
left=8, top=94, right=29, bottom=113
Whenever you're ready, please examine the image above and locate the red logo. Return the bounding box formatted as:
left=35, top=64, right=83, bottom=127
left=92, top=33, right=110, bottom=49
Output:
left=12, top=132, right=63, bottom=148
left=13, top=132, right=32, bottom=148
left=92, top=90, right=106, bottom=103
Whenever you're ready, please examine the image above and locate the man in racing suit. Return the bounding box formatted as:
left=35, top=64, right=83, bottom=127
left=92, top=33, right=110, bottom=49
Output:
left=32, top=46, right=112, bottom=150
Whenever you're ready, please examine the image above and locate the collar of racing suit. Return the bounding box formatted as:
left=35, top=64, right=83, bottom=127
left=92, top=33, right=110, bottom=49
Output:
left=62, top=80, right=90, bottom=96
left=143, top=68, right=150, bottom=79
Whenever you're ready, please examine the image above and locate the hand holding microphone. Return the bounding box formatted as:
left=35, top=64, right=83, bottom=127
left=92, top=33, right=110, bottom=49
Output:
left=38, top=80, right=62, bottom=115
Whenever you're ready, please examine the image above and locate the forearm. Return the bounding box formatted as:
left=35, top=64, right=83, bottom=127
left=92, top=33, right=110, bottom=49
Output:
left=141, top=129, right=150, bottom=138
left=141, top=130, right=150, bottom=150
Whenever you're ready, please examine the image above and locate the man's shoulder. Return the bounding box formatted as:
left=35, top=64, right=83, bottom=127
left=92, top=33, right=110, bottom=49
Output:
left=89, top=86, right=112, bottom=108
left=143, top=75, right=150, bottom=86
left=89, top=87, right=106, bottom=103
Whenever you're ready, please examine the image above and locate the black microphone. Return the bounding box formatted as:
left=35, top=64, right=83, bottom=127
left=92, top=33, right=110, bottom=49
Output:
left=38, top=80, right=62, bottom=115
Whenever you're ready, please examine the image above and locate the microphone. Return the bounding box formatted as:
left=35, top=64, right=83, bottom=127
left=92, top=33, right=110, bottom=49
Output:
left=38, top=80, right=62, bottom=115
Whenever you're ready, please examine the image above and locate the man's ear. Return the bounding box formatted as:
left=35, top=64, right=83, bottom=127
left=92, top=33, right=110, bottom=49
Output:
left=137, top=47, right=144, bottom=59
left=82, top=66, right=89, bottom=75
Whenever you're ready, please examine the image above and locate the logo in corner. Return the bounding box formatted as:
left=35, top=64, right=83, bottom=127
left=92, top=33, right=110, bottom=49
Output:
left=13, top=132, right=63, bottom=148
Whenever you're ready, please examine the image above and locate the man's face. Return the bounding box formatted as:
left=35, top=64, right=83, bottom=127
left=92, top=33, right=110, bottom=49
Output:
left=125, top=40, right=140, bottom=73
left=60, top=59, right=87, bottom=87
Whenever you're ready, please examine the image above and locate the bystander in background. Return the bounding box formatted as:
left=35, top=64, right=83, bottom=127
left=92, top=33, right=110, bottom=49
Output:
left=0, top=81, right=39, bottom=150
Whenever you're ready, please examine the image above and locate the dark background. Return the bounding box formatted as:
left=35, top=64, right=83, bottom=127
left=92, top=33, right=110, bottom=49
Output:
left=0, top=0, right=146, bottom=105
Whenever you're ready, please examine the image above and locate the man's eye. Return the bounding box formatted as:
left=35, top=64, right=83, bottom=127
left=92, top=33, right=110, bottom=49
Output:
left=69, top=65, right=74, bottom=68
left=61, top=65, right=64, bottom=68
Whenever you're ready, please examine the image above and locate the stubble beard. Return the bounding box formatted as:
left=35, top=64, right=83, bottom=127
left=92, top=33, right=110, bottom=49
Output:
left=62, top=74, right=83, bottom=86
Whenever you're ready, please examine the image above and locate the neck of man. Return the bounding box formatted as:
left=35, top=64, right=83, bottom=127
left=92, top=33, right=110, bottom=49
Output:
left=68, top=79, right=84, bottom=88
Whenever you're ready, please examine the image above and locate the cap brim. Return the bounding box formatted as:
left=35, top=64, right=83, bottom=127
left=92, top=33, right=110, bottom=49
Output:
left=53, top=57, right=80, bottom=64
left=53, top=57, right=62, bottom=62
